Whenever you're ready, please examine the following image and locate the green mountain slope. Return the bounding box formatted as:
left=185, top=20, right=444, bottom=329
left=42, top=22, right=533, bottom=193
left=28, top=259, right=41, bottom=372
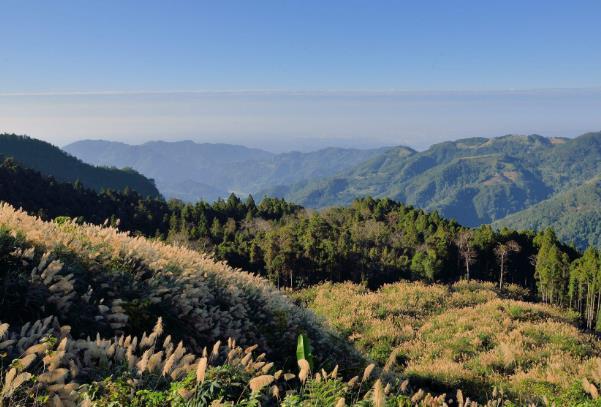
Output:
left=0, top=134, right=160, bottom=197
left=494, top=177, right=601, bottom=248
left=0, top=157, right=170, bottom=236
left=537, top=132, right=601, bottom=187
left=269, top=133, right=601, bottom=227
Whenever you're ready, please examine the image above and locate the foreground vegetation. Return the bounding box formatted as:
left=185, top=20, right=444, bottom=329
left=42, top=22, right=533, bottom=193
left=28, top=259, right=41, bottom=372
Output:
left=294, top=281, right=601, bottom=404
left=5, top=157, right=601, bottom=337
left=1, top=203, right=601, bottom=404
left=0, top=204, right=355, bottom=405
left=0, top=314, right=519, bottom=406
left=4, top=151, right=601, bottom=404
left=0, top=204, right=543, bottom=406
left=0, top=203, right=357, bottom=369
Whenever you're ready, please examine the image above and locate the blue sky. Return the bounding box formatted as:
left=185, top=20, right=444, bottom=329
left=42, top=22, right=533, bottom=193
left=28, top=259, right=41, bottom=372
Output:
left=1, top=1, right=601, bottom=150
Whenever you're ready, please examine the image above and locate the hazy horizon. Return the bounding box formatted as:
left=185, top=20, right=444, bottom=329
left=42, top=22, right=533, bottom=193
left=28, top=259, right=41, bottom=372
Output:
left=3, top=88, right=601, bottom=153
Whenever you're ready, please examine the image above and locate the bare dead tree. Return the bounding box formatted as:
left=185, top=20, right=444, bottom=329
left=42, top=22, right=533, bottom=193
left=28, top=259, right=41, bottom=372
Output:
left=494, top=240, right=521, bottom=289
left=455, top=230, right=477, bottom=280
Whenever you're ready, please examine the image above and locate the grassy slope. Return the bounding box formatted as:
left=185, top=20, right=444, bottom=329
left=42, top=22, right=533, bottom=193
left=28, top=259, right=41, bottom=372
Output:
left=293, top=280, right=601, bottom=404
left=0, top=203, right=359, bottom=369
left=1, top=203, right=531, bottom=406
left=2, top=203, right=601, bottom=404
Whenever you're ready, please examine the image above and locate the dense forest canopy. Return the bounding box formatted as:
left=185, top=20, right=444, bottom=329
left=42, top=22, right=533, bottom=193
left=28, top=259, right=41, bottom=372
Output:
left=0, top=133, right=161, bottom=197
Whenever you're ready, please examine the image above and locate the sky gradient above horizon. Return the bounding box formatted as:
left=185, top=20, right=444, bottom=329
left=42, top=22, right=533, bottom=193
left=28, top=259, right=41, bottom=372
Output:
left=2, top=1, right=601, bottom=150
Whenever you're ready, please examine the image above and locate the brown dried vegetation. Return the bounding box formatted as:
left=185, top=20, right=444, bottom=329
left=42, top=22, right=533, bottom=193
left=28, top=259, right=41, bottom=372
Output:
left=1, top=204, right=600, bottom=405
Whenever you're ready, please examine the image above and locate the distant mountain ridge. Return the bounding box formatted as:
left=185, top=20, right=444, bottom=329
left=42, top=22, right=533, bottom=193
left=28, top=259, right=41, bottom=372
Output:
left=262, top=132, right=601, bottom=232
left=64, top=139, right=389, bottom=201
left=63, top=132, right=601, bottom=248
left=0, top=134, right=160, bottom=197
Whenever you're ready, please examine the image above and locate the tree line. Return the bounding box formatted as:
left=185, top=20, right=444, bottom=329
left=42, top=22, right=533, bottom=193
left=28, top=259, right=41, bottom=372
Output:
left=3, top=158, right=601, bottom=330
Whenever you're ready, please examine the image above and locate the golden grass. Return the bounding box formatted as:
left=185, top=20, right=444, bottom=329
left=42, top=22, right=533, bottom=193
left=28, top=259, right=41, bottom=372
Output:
left=0, top=203, right=360, bottom=368
left=2, top=203, right=599, bottom=404
left=295, top=279, right=600, bottom=403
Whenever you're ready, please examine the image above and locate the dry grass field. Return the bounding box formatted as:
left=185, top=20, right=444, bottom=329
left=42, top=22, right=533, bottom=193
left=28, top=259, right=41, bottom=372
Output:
left=293, top=281, right=601, bottom=404
left=1, top=203, right=601, bottom=405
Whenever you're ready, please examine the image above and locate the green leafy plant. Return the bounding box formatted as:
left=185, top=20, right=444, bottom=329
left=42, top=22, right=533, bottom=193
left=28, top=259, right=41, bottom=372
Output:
left=296, top=333, right=314, bottom=370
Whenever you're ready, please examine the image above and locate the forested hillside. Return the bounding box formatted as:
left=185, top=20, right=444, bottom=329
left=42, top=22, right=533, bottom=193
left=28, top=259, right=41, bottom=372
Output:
left=268, top=132, right=601, bottom=229
left=495, top=177, right=601, bottom=248
left=4, top=159, right=601, bottom=404
left=4, top=158, right=601, bottom=333
left=63, top=133, right=601, bottom=249
left=64, top=139, right=389, bottom=202
left=0, top=134, right=160, bottom=197
left=0, top=158, right=169, bottom=236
